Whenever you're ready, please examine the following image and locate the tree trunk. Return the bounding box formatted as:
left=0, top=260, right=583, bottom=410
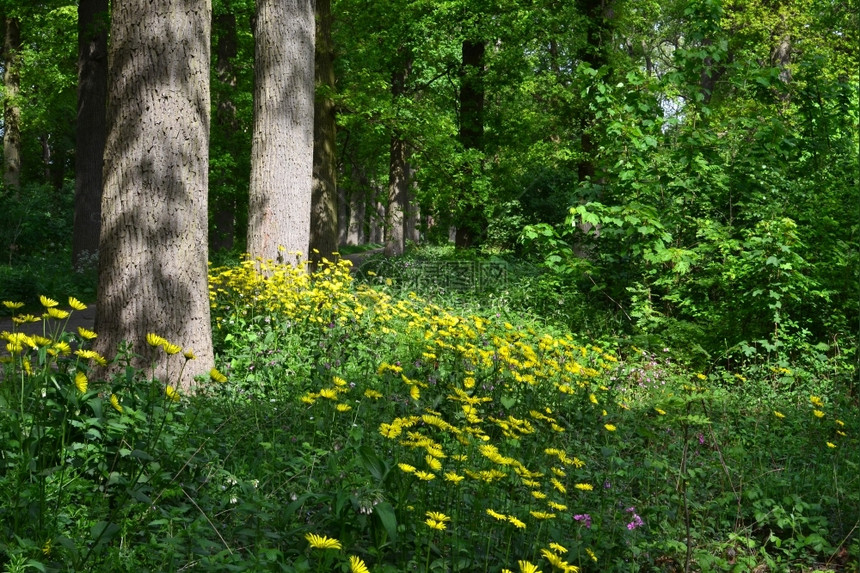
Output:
left=73, top=0, right=109, bottom=270
left=247, top=0, right=315, bottom=266
left=455, top=38, right=485, bottom=248
left=3, top=16, right=22, bottom=189
left=310, top=0, right=338, bottom=266
left=210, top=11, right=239, bottom=253
left=385, top=56, right=411, bottom=256
left=96, top=0, right=214, bottom=389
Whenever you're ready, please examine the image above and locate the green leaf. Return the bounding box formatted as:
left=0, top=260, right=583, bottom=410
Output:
left=374, top=502, right=398, bottom=543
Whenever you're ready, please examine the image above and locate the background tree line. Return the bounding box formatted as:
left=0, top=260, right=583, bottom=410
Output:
left=0, top=0, right=857, bottom=381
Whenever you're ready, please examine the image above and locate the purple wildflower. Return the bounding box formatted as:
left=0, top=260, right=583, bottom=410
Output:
left=574, top=514, right=592, bottom=528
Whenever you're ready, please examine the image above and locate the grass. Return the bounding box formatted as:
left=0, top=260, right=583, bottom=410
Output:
left=0, top=254, right=857, bottom=572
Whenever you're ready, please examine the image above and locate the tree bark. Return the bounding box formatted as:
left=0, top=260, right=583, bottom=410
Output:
left=455, top=39, right=485, bottom=248
left=3, top=16, right=22, bottom=189
left=310, top=0, right=338, bottom=266
left=247, top=0, right=315, bottom=266
left=210, top=11, right=239, bottom=253
left=73, top=0, right=109, bottom=270
left=96, top=0, right=214, bottom=389
left=385, top=56, right=411, bottom=256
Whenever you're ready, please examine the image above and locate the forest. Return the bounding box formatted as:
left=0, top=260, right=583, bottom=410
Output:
left=0, top=0, right=858, bottom=571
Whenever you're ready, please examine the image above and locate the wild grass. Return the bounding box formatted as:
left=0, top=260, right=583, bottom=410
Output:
left=0, top=256, right=857, bottom=572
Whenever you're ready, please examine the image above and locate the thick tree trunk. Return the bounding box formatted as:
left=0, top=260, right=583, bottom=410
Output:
left=455, top=39, right=485, bottom=248
left=247, top=0, right=315, bottom=266
left=73, top=0, right=109, bottom=270
left=310, top=0, right=338, bottom=266
left=96, top=0, right=214, bottom=389
left=3, top=17, right=22, bottom=189
left=210, top=11, right=239, bottom=253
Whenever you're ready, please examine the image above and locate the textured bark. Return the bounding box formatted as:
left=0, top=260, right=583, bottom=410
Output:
left=247, top=0, right=315, bottom=266
left=455, top=39, right=485, bottom=248
left=73, top=0, right=109, bottom=270
left=310, top=0, right=338, bottom=266
left=3, top=17, right=21, bottom=189
left=96, top=0, right=214, bottom=389
left=405, top=164, right=420, bottom=244
left=210, top=11, right=239, bottom=252
left=385, top=57, right=411, bottom=256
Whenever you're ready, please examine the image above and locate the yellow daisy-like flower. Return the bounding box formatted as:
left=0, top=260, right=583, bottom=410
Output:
left=348, top=555, right=370, bottom=573
left=304, top=532, right=341, bottom=550
left=836, top=419, right=845, bottom=427
left=604, top=424, right=617, bottom=431
left=332, top=376, right=347, bottom=387
left=531, top=490, right=547, bottom=500
left=336, top=403, right=352, bottom=412
left=586, top=547, right=597, bottom=562
left=426, top=511, right=450, bottom=523
left=540, top=549, right=566, bottom=569
left=547, top=501, right=568, bottom=511
left=183, top=349, right=196, bottom=360
left=810, top=395, right=824, bottom=407
left=78, top=327, right=97, bottom=340
left=486, top=509, right=507, bottom=521
left=444, top=471, right=464, bottom=484
left=39, top=295, right=59, bottom=308
left=210, top=368, right=227, bottom=383
left=696, top=373, right=707, bottom=380
left=655, top=408, right=666, bottom=415
left=319, top=388, right=338, bottom=399
left=364, top=389, right=382, bottom=399
left=74, top=371, right=88, bottom=394
left=415, top=471, right=436, bottom=481
left=146, top=333, right=166, bottom=347
left=110, top=394, right=123, bottom=412
left=165, top=385, right=180, bottom=402
left=575, top=483, right=593, bottom=491
left=2, top=301, right=24, bottom=309
left=54, top=341, right=71, bottom=355
left=410, top=385, right=421, bottom=400
left=12, top=313, right=40, bottom=324
left=518, top=559, right=540, bottom=573
left=507, top=515, right=526, bottom=529
left=47, top=308, right=70, bottom=320
left=813, top=410, right=825, bottom=418
left=68, top=297, right=87, bottom=311
left=826, top=442, right=836, bottom=448
left=163, top=342, right=182, bottom=355
left=530, top=511, right=556, bottom=520
left=773, top=410, right=785, bottom=419
left=425, top=518, right=447, bottom=530
left=549, top=542, right=567, bottom=554
left=398, top=463, right=416, bottom=473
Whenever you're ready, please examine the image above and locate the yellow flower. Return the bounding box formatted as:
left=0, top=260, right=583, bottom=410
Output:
left=146, top=333, right=166, bottom=347
left=696, top=373, right=707, bottom=380
left=547, top=501, right=567, bottom=511
left=604, top=424, right=617, bottom=432
left=336, top=403, right=352, bottom=412
left=332, top=376, right=347, bottom=386
left=425, top=454, right=442, bottom=471
left=425, top=516, right=447, bottom=530
left=39, top=295, right=59, bottom=308
left=773, top=410, right=785, bottom=419
left=575, top=483, right=593, bottom=491
left=531, top=490, right=547, bottom=500
left=486, top=509, right=507, bottom=521
left=518, top=559, right=540, bottom=573
left=2, top=301, right=24, bottom=309
left=165, top=385, right=180, bottom=402
left=414, top=471, right=435, bottom=481
left=586, top=547, right=598, bottom=562
left=836, top=419, right=845, bottom=427
left=398, top=463, right=416, bottom=473
left=364, top=389, right=382, bottom=399
left=47, top=308, right=70, bottom=320
left=74, top=371, right=88, bottom=393
left=210, top=368, right=227, bottom=383
left=813, top=410, right=825, bottom=418
left=183, top=349, right=196, bottom=360
left=78, top=327, right=97, bottom=340
left=507, top=515, right=526, bottom=529
left=426, top=511, right=450, bottom=523
left=319, top=388, right=338, bottom=399
left=304, top=532, right=341, bottom=550
left=410, top=385, right=420, bottom=400
left=589, top=393, right=598, bottom=404
left=163, top=342, right=182, bottom=355
left=810, top=395, right=824, bottom=407
left=68, top=297, right=87, bottom=311
left=349, top=555, right=370, bottom=573
left=110, top=394, right=123, bottom=413
left=12, top=313, right=40, bottom=324
left=655, top=408, right=666, bottom=415
left=444, top=471, right=464, bottom=484
left=549, top=542, right=567, bottom=554
left=530, top=511, right=556, bottom=520
left=827, top=442, right=836, bottom=449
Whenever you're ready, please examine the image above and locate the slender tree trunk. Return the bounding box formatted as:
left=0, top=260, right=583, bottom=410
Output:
left=210, top=11, right=239, bottom=253
left=96, top=0, right=214, bottom=389
left=455, top=38, right=485, bottom=248
left=385, top=55, right=411, bottom=256
left=3, top=16, right=22, bottom=189
left=405, top=163, right=420, bottom=244
left=310, top=0, right=338, bottom=266
left=247, top=0, right=315, bottom=266
left=337, top=183, right=347, bottom=245
left=73, top=0, right=109, bottom=270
